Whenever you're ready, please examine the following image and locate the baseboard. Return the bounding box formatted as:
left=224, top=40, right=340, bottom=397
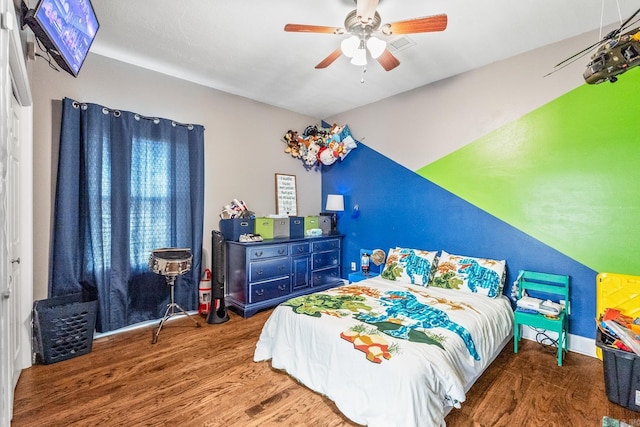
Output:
left=521, top=326, right=597, bottom=358
left=94, top=310, right=201, bottom=339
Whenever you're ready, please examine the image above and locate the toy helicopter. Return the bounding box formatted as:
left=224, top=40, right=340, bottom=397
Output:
left=550, top=7, right=640, bottom=84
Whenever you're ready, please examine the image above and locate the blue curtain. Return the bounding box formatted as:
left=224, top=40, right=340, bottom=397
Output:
left=49, top=98, right=205, bottom=332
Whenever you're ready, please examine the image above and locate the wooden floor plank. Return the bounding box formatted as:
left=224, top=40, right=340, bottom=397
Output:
left=12, top=309, right=640, bottom=426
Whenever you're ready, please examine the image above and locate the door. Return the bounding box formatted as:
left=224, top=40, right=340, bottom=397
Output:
left=1, top=2, right=33, bottom=424
left=1, top=0, right=12, bottom=422
left=7, top=92, right=22, bottom=418
left=0, top=91, right=21, bottom=427
left=291, top=255, right=309, bottom=291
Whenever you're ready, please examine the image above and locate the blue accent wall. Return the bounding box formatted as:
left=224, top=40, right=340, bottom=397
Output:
left=322, top=143, right=597, bottom=339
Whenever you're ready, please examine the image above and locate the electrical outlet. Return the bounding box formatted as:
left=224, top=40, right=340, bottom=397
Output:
left=351, top=262, right=356, bottom=271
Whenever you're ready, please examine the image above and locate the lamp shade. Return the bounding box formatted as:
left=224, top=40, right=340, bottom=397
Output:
left=341, top=35, right=359, bottom=58
left=325, top=194, right=344, bottom=211
left=366, top=36, right=386, bottom=59
left=351, top=47, right=367, bottom=66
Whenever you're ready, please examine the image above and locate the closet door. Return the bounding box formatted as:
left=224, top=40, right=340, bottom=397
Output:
left=1, top=3, right=33, bottom=423
left=0, top=0, right=13, bottom=422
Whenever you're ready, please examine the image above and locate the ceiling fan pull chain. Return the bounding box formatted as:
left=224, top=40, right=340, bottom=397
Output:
left=360, top=66, right=367, bottom=84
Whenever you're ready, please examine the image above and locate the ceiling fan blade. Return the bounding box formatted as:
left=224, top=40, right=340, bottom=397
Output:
left=382, top=14, right=448, bottom=35
left=315, top=47, right=343, bottom=69
left=284, top=24, right=344, bottom=34
left=376, top=49, right=400, bottom=71
left=357, top=0, right=379, bottom=24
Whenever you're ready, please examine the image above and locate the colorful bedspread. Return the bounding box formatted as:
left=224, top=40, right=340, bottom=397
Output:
left=254, top=277, right=514, bottom=427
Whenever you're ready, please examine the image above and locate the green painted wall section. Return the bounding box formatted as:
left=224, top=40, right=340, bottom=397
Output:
left=417, top=68, right=640, bottom=275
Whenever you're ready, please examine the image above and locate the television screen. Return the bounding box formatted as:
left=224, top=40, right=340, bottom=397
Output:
left=25, top=0, right=99, bottom=76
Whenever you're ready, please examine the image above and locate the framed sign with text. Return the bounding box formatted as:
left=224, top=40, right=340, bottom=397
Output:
left=275, top=173, right=298, bottom=216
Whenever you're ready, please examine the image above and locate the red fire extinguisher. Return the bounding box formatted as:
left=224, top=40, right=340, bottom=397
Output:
left=199, top=268, right=212, bottom=316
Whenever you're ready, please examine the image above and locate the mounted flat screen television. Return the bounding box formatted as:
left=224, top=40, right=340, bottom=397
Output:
left=23, top=0, right=99, bottom=77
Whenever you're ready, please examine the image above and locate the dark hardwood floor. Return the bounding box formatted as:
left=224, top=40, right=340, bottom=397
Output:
left=12, top=309, right=640, bottom=426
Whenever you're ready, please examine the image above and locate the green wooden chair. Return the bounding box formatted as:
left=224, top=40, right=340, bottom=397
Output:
left=513, top=270, right=570, bottom=366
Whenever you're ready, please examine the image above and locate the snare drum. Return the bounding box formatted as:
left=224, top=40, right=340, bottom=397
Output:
left=149, top=248, right=193, bottom=277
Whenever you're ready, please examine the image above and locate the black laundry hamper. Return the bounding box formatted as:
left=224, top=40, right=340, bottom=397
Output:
left=32, top=293, right=98, bottom=364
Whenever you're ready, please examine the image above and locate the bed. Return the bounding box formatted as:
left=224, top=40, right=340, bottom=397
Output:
left=253, top=248, right=514, bottom=427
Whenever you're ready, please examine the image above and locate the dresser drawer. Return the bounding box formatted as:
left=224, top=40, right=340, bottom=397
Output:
left=250, top=278, right=291, bottom=304
left=249, top=244, right=288, bottom=260
left=290, top=242, right=310, bottom=256
left=250, top=258, right=290, bottom=282
left=312, top=267, right=340, bottom=287
left=312, top=249, right=340, bottom=270
left=312, top=238, right=341, bottom=252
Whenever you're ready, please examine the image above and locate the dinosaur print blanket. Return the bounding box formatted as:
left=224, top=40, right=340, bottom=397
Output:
left=254, top=277, right=514, bottom=427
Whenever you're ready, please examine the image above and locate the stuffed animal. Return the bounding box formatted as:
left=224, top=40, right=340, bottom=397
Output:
left=303, top=125, right=318, bottom=138
left=283, top=130, right=301, bottom=158
left=280, top=123, right=359, bottom=167
left=304, top=141, right=321, bottom=167
left=318, top=146, right=337, bottom=165
left=339, top=135, right=357, bottom=159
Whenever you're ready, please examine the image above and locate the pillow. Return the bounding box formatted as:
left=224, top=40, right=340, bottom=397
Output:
left=381, top=247, right=438, bottom=286
left=431, top=251, right=506, bottom=298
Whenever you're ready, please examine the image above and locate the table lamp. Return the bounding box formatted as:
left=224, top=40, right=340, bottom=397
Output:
left=325, top=194, right=344, bottom=233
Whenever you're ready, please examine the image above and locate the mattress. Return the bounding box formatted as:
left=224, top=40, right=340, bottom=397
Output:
left=254, top=276, right=514, bottom=427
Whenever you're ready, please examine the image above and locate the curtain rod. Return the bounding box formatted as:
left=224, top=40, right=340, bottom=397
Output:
left=71, top=100, right=197, bottom=130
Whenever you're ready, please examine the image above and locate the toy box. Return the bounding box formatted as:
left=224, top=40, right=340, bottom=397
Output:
left=597, top=329, right=640, bottom=411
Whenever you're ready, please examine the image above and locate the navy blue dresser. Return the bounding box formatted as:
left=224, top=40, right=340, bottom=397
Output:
left=225, top=234, right=343, bottom=317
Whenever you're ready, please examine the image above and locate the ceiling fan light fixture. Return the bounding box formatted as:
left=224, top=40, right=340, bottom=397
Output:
left=341, top=35, right=359, bottom=58
left=351, top=47, right=368, bottom=66
left=366, top=36, right=386, bottom=59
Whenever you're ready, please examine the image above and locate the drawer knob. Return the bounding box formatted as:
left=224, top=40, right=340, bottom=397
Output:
left=278, top=285, right=287, bottom=291
left=255, top=251, right=263, bottom=257
left=256, top=289, right=264, bottom=296
left=257, top=269, right=263, bottom=275
left=278, top=249, right=285, bottom=255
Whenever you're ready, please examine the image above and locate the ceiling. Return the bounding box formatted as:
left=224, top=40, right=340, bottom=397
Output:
left=88, top=0, right=639, bottom=118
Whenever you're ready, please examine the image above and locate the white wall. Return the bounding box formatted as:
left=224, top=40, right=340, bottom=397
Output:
left=30, top=52, right=321, bottom=300
left=326, top=27, right=602, bottom=171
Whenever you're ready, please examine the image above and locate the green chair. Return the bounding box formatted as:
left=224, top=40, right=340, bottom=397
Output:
left=513, top=270, right=570, bottom=366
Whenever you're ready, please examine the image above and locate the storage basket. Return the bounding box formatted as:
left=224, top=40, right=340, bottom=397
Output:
left=219, top=218, right=255, bottom=241
left=255, top=217, right=275, bottom=240
left=289, top=216, right=304, bottom=238
left=597, top=329, right=640, bottom=411
left=33, top=293, right=98, bottom=364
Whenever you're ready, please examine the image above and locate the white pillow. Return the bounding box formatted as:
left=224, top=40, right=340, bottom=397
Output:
left=381, top=247, right=438, bottom=286
left=431, top=251, right=506, bottom=298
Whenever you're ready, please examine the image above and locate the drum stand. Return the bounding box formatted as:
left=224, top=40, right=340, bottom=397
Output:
left=152, top=273, right=201, bottom=344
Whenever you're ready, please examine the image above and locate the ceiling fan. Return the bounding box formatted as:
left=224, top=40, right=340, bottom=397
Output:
left=284, top=0, right=448, bottom=71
